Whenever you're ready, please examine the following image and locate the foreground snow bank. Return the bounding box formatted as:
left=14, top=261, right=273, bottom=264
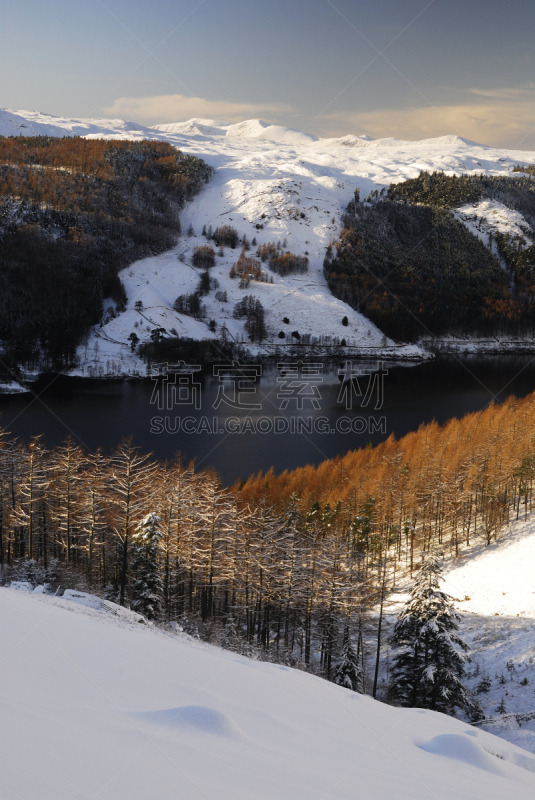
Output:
left=2, top=587, right=535, bottom=799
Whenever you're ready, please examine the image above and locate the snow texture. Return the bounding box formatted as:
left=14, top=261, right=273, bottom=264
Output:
left=453, top=200, right=534, bottom=248
left=3, top=585, right=535, bottom=799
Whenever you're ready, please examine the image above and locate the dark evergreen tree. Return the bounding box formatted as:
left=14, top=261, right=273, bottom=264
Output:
left=130, top=513, right=163, bottom=621
left=332, top=637, right=364, bottom=693
left=389, top=548, right=470, bottom=714
left=496, top=696, right=507, bottom=715
left=222, top=616, right=241, bottom=651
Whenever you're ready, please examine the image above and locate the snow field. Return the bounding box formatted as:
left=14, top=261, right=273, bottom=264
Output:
left=3, top=586, right=535, bottom=799
left=442, top=512, right=535, bottom=619
left=453, top=199, right=534, bottom=248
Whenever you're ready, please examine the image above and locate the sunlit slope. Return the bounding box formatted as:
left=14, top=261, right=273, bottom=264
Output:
left=2, top=587, right=535, bottom=800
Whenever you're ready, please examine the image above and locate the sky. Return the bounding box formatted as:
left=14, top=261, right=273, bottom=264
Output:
left=1, top=0, right=534, bottom=148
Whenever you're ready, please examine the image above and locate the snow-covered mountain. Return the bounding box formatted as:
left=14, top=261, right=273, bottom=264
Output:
left=1, top=108, right=535, bottom=380
left=4, top=583, right=535, bottom=800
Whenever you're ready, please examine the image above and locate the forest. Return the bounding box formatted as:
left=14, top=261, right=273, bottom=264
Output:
left=325, top=171, right=535, bottom=342
left=2, top=388, right=535, bottom=691
left=0, top=136, right=213, bottom=372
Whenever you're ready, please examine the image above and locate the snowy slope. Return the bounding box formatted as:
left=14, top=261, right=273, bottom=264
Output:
left=0, top=108, right=152, bottom=138
left=2, top=108, right=535, bottom=375
left=3, top=586, right=535, bottom=800
left=225, top=118, right=318, bottom=144
left=442, top=513, right=535, bottom=618
left=453, top=199, right=534, bottom=248
left=433, top=514, right=535, bottom=752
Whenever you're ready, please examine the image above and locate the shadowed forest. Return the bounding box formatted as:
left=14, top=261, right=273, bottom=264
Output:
left=0, top=136, right=213, bottom=371
left=325, top=171, right=535, bottom=342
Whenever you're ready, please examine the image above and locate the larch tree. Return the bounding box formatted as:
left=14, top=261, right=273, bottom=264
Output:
left=12, top=437, right=49, bottom=562
left=49, top=438, right=85, bottom=565
left=109, top=440, right=156, bottom=606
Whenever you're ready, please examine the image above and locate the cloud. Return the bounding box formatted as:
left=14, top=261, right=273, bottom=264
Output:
left=104, top=93, right=293, bottom=125
left=466, top=85, right=535, bottom=100
left=318, top=96, right=535, bottom=149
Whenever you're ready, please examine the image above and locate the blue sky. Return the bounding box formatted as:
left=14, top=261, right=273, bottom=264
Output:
left=1, top=0, right=534, bottom=147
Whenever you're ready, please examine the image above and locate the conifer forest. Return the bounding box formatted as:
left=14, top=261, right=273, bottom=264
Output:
left=3, top=385, right=535, bottom=692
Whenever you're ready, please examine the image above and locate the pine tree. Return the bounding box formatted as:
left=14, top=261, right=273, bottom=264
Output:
left=130, top=513, right=163, bottom=620
left=222, top=615, right=241, bottom=651
left=332, top=637, right=364, bottom=692
left=389, top=548, right=470, bottom=714
left=496, top=696, right=507, bottom=715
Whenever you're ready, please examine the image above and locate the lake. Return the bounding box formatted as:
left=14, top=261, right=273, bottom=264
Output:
left=1, top=355, right=535, bottom=485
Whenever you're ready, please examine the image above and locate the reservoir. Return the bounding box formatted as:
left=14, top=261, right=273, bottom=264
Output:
left=1, top=355, right=535, bottom=485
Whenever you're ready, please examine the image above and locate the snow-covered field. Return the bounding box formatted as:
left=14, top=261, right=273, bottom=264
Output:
left=2, top=107, right=535, bottom=379
left=4, top=585, right=535, bottom=800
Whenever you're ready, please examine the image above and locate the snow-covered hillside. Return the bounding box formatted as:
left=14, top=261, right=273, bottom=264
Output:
left=439, top=515, right=535, bottom=752
left=442, top=514, right=535, bottom=619
left=453, top=200, right=534, bottom=248
left=3, top=585, right=535, bottom=800
left=2, top=108, right=535, bottom=377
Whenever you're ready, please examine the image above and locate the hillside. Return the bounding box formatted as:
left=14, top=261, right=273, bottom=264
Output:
left=370, top=511, right=535, bottom=755
left=0, top=136, right=212, bottom=372
left=3, top=584, right=535, bottom=800
left=443, top=513, right=535, bottom=752
left=326, top=172, right=535, bottom=342
left=2, top=108, right=535, bottom=383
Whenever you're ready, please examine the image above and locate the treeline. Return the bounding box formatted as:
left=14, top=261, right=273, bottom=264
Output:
left=512, top=164, right=535, bottom=177
left=387, top=170, right=535, bottom=222
left=0, top=136, right=213, bottom=371
left=238, top=390, right=535, bottom=570
left=0, top=433, right=372, bottom=677
left=325, top=172, right=535, bottom=342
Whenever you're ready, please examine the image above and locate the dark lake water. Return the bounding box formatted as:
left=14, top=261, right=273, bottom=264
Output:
left=2, top=356, right=535, bottom=485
